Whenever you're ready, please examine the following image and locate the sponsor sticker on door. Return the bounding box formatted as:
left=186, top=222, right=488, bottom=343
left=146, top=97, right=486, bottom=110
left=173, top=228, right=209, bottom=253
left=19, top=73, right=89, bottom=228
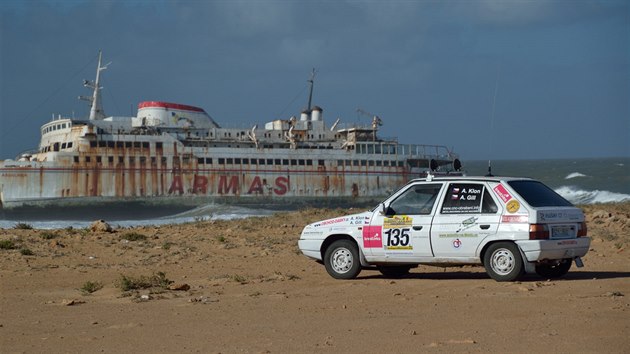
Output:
left=362, top=226, right=382, bottom=248
left=493, top=184, right=512, bottom=203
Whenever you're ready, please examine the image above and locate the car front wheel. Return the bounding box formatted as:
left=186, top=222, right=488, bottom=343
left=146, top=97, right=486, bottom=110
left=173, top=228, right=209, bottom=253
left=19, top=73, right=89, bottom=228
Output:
left=323, top=240, right=361, bottom=279
left=483, top=242, right=524, bottom=282
left=535, top=259, right=572, bottom=279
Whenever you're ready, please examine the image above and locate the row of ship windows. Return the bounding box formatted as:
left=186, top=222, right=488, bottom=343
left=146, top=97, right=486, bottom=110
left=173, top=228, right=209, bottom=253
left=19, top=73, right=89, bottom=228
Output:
left=173, top=131, right=339, bottom=140
left=91, top=140, right=338, bottom=150
left=355, top=143, right=398, bottom=155
left=41, top=142, right=73, bottom=153
left=338, top=160, right=404, bottom=167
left=83, top=140, right=402, bottom=154
left=41, top=138, right=415, bottom=157
left=47, top=140, right=405, bottom=156
left=71, top=155, right=404, bottom=168
left=42, top=123, right=70, bottom=134
left=90, top=141, right=154, bottom=149
left=199, top=158, right=402, bottom=167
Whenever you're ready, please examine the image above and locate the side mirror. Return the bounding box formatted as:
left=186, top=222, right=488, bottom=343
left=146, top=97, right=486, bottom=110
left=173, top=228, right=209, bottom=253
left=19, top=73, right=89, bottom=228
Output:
left=379, top=203, right=394, bottom=216
left=379, top=203, right=387, bottom=215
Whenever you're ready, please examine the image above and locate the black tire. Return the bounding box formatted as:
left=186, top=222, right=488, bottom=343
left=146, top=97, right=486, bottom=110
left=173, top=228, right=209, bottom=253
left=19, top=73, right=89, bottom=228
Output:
left=535, top=259, right=572, bottom=279
left=483, top=242, right=524, bottom=282
left=323, top=240, right=362, bottom=279
left=377, top=265, right=412, bottom=278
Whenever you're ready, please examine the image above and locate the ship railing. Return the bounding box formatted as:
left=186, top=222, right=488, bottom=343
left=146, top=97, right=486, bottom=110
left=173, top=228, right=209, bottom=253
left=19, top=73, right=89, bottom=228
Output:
left=335, top=123, right=375, bottom=130
left=13, top=149, right=40, bottom=161
left=354, top=142, right=456, bottom=160
left=398, top=144, right=454, bottom=159
left=378, top=136, right=399, bottom=143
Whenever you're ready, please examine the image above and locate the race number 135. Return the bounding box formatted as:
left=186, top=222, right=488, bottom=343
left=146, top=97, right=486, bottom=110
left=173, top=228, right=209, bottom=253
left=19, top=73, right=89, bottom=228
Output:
left=384, top=228, right=410, bottom=247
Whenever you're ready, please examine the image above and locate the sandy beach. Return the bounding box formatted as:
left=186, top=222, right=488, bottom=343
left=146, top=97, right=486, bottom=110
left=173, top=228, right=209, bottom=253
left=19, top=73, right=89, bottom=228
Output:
left=1, top=203, right=629, bottom=353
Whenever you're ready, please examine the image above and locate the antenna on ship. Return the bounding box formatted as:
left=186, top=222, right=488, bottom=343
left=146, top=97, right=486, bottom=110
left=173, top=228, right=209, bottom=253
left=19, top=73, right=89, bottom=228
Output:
left=79, top=51, right=110, bottom=120
left=306, top=68, right=317, bottom=112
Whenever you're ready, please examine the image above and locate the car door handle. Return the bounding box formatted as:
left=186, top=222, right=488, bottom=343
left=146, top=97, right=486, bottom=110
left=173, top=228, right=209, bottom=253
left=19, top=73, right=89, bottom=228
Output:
left=413, top=226, right=423, bottom=231
left=480, top=225, right=490, bottom=230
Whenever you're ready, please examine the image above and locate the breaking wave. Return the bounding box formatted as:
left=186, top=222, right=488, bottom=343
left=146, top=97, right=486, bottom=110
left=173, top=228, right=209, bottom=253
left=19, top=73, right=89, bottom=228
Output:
left=565, top=172, right=588, bottom=179
left=0, top=204, right=273, bottom=230
left=164, top=204, right=273, bottom=221
left=555, top=186, right=630, bottom=205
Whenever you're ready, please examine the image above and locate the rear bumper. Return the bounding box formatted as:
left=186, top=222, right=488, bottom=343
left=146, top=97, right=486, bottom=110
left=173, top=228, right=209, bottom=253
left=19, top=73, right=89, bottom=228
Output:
left=516, top=237, right=591, bottom=262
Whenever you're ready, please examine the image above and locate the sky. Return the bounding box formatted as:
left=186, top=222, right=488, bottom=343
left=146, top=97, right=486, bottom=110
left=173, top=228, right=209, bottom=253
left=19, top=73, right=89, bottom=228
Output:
left=0, top=0, right=628, bottom=161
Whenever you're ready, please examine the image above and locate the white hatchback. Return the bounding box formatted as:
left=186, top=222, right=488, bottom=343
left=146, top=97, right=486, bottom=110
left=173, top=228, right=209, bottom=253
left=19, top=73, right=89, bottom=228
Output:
left=298, top=176, right=590, bottom=281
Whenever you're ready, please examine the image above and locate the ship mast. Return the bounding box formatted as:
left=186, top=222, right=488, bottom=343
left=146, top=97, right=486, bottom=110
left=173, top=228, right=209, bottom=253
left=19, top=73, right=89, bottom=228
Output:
left=306, top=68, right=316, bottom=112
left=80, top=51, right=110, bottom=120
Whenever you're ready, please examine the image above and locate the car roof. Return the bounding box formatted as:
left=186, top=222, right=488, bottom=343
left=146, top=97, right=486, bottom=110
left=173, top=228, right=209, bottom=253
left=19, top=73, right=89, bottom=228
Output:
left=408, top=176, right=535, bottom=184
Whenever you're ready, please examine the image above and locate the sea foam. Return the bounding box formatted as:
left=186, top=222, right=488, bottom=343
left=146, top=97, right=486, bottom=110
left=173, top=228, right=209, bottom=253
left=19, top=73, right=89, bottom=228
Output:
left=565, top=172, right=588, bottom=179
left=556, top=186, right=630, bottom=205
left=0, top=205, right=267, bottom=230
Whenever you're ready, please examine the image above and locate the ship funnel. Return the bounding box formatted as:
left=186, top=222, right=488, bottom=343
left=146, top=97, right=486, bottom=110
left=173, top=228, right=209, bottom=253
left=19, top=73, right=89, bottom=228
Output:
left=300, top=110, right=310, bottom=121
left=311, top=106, right=323, bottom=121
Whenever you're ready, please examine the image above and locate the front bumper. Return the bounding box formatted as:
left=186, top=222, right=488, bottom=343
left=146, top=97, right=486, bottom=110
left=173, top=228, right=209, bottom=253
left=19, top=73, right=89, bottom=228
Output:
left=298, top=239, right=323, bottom=261
left=516, top=237, right=591, bottom=262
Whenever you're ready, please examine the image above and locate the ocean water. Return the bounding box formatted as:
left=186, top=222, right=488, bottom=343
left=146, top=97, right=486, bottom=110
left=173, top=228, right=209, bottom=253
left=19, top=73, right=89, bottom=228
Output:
left=464, top=157, right=630, bottom=204
left=1, top=157, right=628, bottom=229
left=0, top=204, right=276, bottom=230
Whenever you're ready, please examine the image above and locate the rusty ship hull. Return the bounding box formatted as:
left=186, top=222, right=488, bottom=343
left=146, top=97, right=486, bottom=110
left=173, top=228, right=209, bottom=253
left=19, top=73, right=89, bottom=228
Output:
left=0, top=54, right=461, bottom=209
left=0, top=141, right=457, bottom=209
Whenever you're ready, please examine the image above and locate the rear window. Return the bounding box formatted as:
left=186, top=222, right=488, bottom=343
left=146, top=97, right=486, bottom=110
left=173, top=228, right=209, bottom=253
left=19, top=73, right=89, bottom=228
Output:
left=507, top=180, right=573, bottom=207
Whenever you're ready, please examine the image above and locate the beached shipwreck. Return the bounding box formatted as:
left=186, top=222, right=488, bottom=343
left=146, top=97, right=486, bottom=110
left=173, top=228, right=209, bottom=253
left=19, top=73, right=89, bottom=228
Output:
left=0, top=52, right=461, bottom=209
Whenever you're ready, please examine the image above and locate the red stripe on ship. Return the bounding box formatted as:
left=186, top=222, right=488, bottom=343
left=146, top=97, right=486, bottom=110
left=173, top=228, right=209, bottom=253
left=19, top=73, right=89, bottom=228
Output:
left=138, top=101, right=205, bottom=113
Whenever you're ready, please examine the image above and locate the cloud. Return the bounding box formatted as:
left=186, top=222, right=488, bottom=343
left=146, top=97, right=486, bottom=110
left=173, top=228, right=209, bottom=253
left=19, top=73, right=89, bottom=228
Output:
left=472, top=0, right=554, bottom=25
left=464, top=0, right=627, bottom=27
left=187, top=0, right=299, bottom=37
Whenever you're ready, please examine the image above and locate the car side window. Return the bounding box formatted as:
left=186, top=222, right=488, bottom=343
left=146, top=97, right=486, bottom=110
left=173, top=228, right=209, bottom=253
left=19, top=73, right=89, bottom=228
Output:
left=481, top=190, right=498, bottom=213
left=441, top=183, right=497, bottom=214
left=388, top=184, right=442, bottom=215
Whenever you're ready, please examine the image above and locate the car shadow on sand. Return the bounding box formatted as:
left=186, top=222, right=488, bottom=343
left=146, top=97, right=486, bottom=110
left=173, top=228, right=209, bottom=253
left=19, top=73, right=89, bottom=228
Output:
left=358, top=270, right=630, bottom=281
left=559, top=270, right=630, bottom=281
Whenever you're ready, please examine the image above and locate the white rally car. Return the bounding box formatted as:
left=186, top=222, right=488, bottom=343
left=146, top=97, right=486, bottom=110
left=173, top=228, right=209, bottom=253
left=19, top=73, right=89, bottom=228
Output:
left=298, top=176, right=590, bottom=281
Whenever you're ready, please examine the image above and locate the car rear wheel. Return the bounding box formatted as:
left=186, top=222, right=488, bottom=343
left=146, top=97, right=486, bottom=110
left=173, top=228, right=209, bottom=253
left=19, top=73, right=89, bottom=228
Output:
left=324, top=240, right=361, bottom=279
left=535, top=259, right=572, bottom=279
left=377, top=265, right=412, bottom=278
left=483, top=242, right=524, bottom=282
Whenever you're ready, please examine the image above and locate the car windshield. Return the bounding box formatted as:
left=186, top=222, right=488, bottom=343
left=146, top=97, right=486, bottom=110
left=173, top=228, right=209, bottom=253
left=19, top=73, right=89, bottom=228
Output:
left=507, top=180, right=573, bottom=207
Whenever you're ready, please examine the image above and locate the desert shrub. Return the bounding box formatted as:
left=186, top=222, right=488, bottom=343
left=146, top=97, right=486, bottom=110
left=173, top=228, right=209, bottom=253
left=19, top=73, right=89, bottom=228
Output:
left=14, top=223, right=33, bottom=230
left=20, top=248, right=34, bottom=256
left=80, top=281, right=104, bottom=295
left=39, top=231, right=58, bottom=240
left=230, top=274, right=247, bottom=284
left=117, top=272, right=172, bottom=291
left=0, top=240, right=16, bottom=250
left=120, top=232, right=147, bottom=242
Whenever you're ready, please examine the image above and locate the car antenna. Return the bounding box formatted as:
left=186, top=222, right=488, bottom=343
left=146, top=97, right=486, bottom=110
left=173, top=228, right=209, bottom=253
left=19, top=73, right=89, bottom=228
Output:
left=486, top=61, right=500, bottom=178
left=486, top=160, right=494, bottom=177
